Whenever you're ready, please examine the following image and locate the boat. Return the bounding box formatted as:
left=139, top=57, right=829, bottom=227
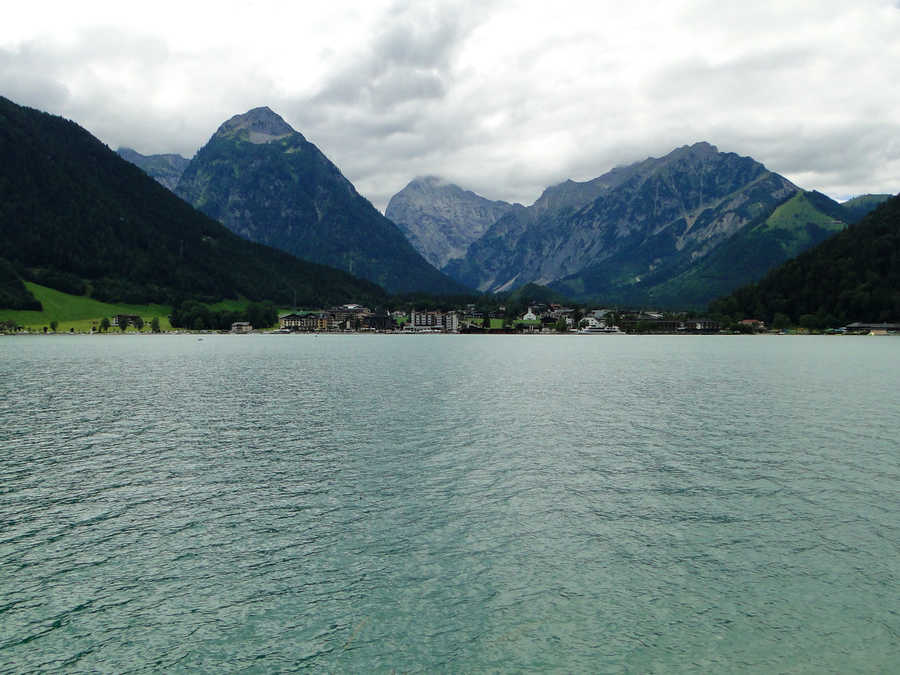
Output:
left=577, top=325, right=625, bottom=335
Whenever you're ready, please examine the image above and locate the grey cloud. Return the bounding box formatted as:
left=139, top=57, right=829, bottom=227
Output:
left=312, top=1, right=483, bottom=110
left=0, top=69, right=70, bottom=112
left=0, top=27, right=283, bottom=158
left=4, top=1, right=897, bottom=213
left=648, top=47, right=817, bottom=107
left=0, top=45, right=71, bottom=112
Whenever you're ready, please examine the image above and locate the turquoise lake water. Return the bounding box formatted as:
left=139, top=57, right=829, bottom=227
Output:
left=1, top=334, right=898, bottom=672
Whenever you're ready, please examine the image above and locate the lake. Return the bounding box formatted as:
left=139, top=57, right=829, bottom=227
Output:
left=1, top=334, right=898, bottom=672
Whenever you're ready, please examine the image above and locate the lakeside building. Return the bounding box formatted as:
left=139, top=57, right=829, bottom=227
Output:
left=685, top=319, right=720, bottom=332
left=617, top=312, right=720, bottom=333
left=279, top=312, right=325, bottom=331
left=329, top=304, right=372, bottom=328
left=111, top=314, right=142, bottom=327
left=279, top=306, right=394, bottom=332
left=409, top=309, right=460, bottom=332
left=230, top=321, right=252, bottom=333
left=844, top=322, right=900, bottom=334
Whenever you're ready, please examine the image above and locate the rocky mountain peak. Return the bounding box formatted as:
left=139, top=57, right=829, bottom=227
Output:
left=214, top=106, right=298, bottom=144
left=411, top=175, right=450, bottom=188
left=447, top=142, right=805, bottom=298
left=385, top=178, right=514, bottom=270
left=685, top=141, right=718, bottom=154
left=174, top=109, right=462, bottom=294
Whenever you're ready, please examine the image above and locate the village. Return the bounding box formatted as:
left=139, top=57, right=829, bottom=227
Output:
left=11, top=305, right=896, bottom=337
left=272, top=303, right=727, bottom=334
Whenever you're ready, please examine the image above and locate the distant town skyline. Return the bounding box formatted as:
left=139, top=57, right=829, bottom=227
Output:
left=2, top=0, right=899, bottom=211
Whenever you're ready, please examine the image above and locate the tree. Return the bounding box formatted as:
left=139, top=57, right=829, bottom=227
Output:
left=555, top=317, right=568, bottom=333
left=151, top=316, right=161, bottom=333
left=798, top=314, right=821, bottom=331
left=50, top=320, right=58, bottom=332
left=772, top=313, right=791, bottom=330
left=118, top=317, right=129, bottom=332
left=100, top=317, right=110, bottom=332
left=133, top=316, right=144, bottom=332
left=246, top=302, right=277, bottom=330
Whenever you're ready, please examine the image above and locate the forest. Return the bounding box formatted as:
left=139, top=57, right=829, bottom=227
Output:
left=709, top=194, right=900, bottom=327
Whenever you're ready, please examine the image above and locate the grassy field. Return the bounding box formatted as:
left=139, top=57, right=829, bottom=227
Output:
left=0, top=283, right=174, bottom=332
left=762, top=192, right=845, bottom=242
left=0, top=284, right=293, bottom=332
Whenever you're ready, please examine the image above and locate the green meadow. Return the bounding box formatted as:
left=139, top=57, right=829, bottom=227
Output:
left=0, top=284, right=291, bottom=332
left=0, top=283, right=174, bottom=332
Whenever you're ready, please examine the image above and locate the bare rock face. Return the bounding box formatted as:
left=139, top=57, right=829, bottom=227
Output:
left=212, top=106, right=295, bottom=144
left=117, top=148, right=190, bottom=191
left=173, top=108, right=465, bottom=295
left=446, top=142, right=806, bottom=305
left=385, top=176, right=513, bottom=270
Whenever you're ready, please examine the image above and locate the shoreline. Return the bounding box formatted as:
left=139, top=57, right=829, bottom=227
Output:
left=2, top=330, right=893, bottom=338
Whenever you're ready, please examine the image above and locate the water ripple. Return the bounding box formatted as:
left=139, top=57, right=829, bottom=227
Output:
left=1, top=335, right=898, bottom=672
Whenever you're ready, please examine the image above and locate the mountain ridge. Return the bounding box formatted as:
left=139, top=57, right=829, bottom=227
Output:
left=443, top=142, right=802, bottom=301
left=116, top=147, right=190, bottom=190
left=175, top=108, right=466, bottom=295
left=709, top=192, right=899, bottom=325
left=0, top=96, right=386, bottom=309
left=385, top=176, right=514, bottom=269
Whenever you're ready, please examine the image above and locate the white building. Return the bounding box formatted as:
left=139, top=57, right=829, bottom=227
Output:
left=409, top=309, right=459, bottom=332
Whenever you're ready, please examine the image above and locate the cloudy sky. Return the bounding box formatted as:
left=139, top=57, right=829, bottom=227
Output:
left=2, top=0, right=899, bottom=211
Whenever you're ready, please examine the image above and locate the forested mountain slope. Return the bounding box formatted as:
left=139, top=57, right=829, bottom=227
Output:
left=0, top=96, right=386, bottom=309
left=709, top=193, right=900, bottom=324
left=176, top=107, right=466, bottom=295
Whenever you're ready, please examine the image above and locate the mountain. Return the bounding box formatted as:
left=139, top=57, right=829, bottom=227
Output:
left=840, top=194, right=892, bottom=223
left=556, top=189, right=854, bottom=307
left=117, top=147, right=190, bottom=190
left=709, top=193, right=900, bottom=325
left=384, top=176, right=513, bottom=269
left=175, top=107, right=465, bottom=295
left=447, top=143, right=810, bottom=305
left=0, top=96, right=386, bottom=309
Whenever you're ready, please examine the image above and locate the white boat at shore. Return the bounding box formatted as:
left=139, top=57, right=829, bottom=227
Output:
left=578, top=325, right=625, bottom=335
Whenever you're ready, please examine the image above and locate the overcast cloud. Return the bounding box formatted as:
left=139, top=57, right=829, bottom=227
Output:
left=2, top=0, right=899, bottom=211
